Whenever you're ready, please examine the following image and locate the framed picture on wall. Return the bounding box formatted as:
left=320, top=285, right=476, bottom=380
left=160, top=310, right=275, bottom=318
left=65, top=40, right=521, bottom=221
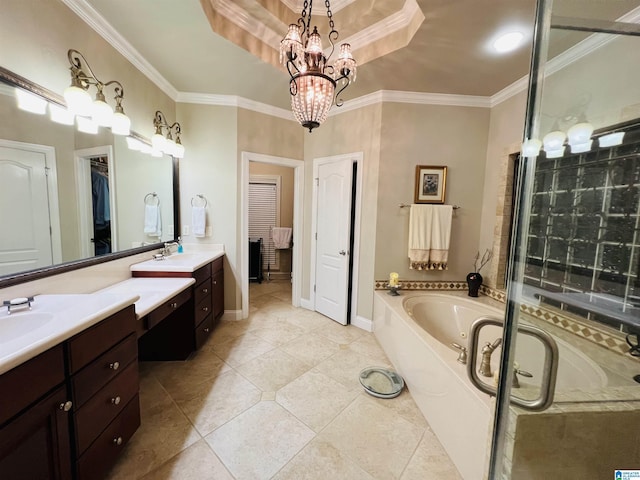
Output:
left=414, top=165, right=447, bottom=204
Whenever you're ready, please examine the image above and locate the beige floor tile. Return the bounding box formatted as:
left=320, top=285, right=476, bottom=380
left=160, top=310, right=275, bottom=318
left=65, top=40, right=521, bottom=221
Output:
left=361, top=388, right=428, bottom=429
left=246, top=317, right=307, bottom=346
left=208, top=319, right=251, bottom=345
left=400, top=432, right=463, bottom=480
left=206, top=401, right=315, bottom=480
left=347, top=334, right=390, bottom=364
left=149, top=350, right=231, bottom=398
left=315, top=348, right=392, bottom=390
left=105, top=376, right=200, bottom=480
left=319, top=395, right=424, bottom=479
left=271, top=289, right=292, bottom=303
left=276, top=369, right=360, bottom=432
left=280, top=309, right=337, bottom=332
left=236, top=348, right=311, bottom=391
left=139, top=440, right=234, bottom=480
left=175, top=369, right=261, bottom=436
left=316, top=320, right=368, bottom=344
left=211, top=332, right=276, bottom=367
left=281, top=332, right=342, bottom=366
left=272, top=437, right=375, bottom=480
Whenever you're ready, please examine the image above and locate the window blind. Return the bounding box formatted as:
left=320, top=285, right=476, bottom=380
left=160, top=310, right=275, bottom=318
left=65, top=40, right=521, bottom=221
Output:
left=249, top=182, right=278, bottom=270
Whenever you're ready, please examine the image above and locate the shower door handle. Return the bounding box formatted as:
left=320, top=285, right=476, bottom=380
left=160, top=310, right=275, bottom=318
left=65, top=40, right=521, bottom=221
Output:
left=466, top=316, right=559, bottom=411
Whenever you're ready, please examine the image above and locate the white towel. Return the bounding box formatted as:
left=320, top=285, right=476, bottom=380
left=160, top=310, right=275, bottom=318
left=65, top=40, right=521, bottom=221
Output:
left=272, top=227, right=292, bottom=249
left=143, top=204, right=162, bottom=237
left=408, top=204, right=453, bottom=270
left=192, top=206, right=206, bottom=237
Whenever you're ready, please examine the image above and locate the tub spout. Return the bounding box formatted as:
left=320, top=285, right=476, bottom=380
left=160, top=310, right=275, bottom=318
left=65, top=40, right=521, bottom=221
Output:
left=479, top=338, right=502, bottom=377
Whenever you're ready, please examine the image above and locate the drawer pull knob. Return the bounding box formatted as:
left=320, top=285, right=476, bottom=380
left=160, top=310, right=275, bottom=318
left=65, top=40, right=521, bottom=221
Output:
left=204, top=327, right=210, bottom=333
left=213, top=281, right=217, bottom=285
left=111, top=396, right=121, bottom=406
left=170, top=302, right=178, bottom=309
left=109, top=361, right=120, bottom=371
left=202, top=306, right=209, bottom=312
left=113, top=436, right=123, bottom=446
left=202, top=288, right=208, bottom=294
left=59, top=401, right=73, bottom=412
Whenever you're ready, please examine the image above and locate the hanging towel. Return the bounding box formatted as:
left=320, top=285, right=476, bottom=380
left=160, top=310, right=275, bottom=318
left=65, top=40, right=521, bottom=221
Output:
left=408, top=204, right=453, bottom=270
left=272, top=227, right=292, bottom=249
left=144, top=204, right=162, bottom=237
left=192, top=206, right=206, bottom=237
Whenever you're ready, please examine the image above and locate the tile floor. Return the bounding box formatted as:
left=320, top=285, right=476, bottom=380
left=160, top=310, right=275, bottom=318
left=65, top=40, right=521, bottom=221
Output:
left=106, top=280, right=462, bottom=480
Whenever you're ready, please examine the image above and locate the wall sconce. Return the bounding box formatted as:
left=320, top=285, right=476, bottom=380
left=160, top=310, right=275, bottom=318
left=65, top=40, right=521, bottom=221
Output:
left=152, top=111, right=185, bottom=158
left=63, top=49, right=131, bottom=135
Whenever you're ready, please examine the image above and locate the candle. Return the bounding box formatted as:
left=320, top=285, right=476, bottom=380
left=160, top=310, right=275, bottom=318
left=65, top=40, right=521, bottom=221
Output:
left=389, top=272, right=399, bottom=287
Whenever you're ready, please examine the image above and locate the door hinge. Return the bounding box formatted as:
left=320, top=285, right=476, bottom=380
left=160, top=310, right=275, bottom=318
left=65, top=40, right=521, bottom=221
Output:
left=315, top=177, right=319, bottom=186
left=315, top=232, right=317, bottom=240
left=44, top=166, right=50, bottom=176
left=313, top=284, right=316, bottom=292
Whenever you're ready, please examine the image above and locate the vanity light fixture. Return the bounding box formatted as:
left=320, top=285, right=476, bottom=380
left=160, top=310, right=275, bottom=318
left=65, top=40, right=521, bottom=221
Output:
left=280, top=0, right=357, bottom=132
left=598, top=131, right=625, bottom=147
left=152, top=111, right=185, bottom=159
left=63, top=49, right=131, bottom=135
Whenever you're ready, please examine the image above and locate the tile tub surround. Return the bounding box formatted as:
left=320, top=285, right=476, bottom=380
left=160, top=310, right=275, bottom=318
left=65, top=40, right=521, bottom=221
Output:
left=105, top=280, right=462, bottom=480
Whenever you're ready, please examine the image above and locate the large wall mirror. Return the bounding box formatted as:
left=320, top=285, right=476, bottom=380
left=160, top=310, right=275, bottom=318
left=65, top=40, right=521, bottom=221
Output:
left=0, top=67, right=179, bottom=287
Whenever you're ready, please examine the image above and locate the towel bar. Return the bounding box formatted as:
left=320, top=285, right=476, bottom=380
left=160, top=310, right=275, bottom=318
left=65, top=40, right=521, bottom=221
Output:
left=399, top=203, right=460, bottom=209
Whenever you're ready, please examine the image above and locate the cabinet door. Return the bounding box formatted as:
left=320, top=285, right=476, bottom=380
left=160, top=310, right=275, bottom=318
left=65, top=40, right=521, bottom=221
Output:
left=212, top=268, right=224, bottom=321
left=0, top=386, right=72, bottom=480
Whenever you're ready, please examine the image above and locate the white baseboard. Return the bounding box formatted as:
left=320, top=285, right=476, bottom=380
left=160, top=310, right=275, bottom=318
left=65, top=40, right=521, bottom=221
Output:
left=300, top=298, right=314, bottom=310
left=221, top=310, right=244, bottom=321
left=352, top=315, right=373, bottom=332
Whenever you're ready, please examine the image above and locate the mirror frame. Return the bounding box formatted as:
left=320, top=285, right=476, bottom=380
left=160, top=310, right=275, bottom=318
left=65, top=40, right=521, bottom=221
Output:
left=0, top=66, right=180, bottom=288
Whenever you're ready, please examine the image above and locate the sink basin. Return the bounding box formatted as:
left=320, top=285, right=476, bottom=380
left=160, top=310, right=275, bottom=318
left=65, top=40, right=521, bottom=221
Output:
left=0, top=312, right=53, bottom=341
left=130, top=250, right=223, bottom=273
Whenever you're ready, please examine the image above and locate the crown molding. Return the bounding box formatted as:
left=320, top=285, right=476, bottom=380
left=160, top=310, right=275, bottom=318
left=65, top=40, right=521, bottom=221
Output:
left=280, top=0, right=357, bottom=14
left=490, top=76, right=529, bottom=107
left=177, top=91, right=294, bottom=121
left=214, top=0, right=284, bottom=49
left=341, top=0, right=423, bottom=53
left=60, top=0, right=179, bottom=101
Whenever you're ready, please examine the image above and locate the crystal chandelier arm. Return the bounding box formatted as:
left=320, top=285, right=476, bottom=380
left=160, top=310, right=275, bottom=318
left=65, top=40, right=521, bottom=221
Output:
left=334, top=75, right=351, bottom=107
left=287, top=64, right=300, bottom=96
left=324, top=0, right=339, bottom=63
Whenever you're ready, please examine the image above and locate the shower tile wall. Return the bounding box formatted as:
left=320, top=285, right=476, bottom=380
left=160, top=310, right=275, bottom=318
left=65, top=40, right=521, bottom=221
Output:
left=524, top=126, right=640, bottom=330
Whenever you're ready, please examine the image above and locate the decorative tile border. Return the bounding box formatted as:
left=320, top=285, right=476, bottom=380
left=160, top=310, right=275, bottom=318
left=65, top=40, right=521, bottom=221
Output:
left=374, top=280, right=632, bottom=357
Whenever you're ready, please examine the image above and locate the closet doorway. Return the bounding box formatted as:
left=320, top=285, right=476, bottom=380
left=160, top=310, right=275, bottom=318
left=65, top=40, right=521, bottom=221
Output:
left=74, top=146, right=118, bottom=258
left=241, top=152, right=304, bottom=319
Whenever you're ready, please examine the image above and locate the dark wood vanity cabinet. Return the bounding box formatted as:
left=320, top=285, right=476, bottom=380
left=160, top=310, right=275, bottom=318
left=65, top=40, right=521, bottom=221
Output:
left=0, top=346, right=72, bottom=480
left=193, top=257, right=224, bottom=349
left=67, top=305, right=140, bottom=480
left=0, top=304, right=139, bottom=480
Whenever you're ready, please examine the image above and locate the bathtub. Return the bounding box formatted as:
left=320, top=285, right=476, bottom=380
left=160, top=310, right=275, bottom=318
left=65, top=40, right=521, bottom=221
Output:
left=372, top=291, right=608, bottom=480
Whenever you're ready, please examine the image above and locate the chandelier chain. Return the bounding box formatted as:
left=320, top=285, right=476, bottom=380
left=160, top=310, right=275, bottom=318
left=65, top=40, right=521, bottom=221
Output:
left=325, top=0, right=335, bottom=32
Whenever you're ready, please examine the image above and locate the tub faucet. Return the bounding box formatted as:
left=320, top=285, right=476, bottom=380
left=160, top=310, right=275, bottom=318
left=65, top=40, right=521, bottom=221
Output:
left=451, top=343, right=468, bottom=364
left=479, top=338, right=502, bottom=377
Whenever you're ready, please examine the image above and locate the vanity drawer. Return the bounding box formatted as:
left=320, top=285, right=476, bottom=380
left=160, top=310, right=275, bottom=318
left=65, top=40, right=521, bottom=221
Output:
left=0, top=345, right=65, bottom=426
left=194, top=314, right=214, bottom=350
left=146, top=288, right=191, bottom=330
left=67, top=305, right=136, bottom=374
left=211, top=256, right=223, bottom=274
left=193, top=263, right=212, bottom=287
left=76, top=394, right=140, bottom=480
left=71, top=334, right=137, bottom=409
left=194, top=279, right=212, bottom=305
left=74, top=361, right=138, bottom=455
left=194, top=295, right=212, bottom=326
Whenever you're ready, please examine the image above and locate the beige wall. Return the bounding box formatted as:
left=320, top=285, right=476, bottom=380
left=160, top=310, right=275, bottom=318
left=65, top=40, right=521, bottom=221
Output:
left=304, top=104, right=383, bottom=320
left=375, top=102, right=491, bottom=282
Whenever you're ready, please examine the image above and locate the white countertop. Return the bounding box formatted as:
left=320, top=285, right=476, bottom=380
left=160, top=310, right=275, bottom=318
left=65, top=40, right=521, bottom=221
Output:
left=130, top=249, right=224, bottom=273
left=97, top=277, right=195, bottom=318
left=0, top=293, right=139, bottom=375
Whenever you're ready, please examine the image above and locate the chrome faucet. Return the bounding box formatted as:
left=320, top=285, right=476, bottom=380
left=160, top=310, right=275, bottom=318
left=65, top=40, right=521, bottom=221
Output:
left=479, top=338, right=502, bottom=377
left=162, top=241, right=178, bottom=256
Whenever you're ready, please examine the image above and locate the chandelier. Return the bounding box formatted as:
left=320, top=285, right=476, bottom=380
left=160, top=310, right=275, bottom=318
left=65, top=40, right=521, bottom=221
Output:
left=280, top=0, right=357, bottom=132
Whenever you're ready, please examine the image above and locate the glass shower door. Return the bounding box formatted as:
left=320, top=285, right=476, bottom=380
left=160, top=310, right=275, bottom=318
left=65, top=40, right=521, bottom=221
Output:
left=486, top=0, right=640, bottom=478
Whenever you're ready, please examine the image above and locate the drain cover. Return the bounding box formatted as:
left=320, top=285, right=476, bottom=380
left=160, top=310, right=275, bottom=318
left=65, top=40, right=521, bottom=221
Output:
left=359, top=367, right=404, bottom=399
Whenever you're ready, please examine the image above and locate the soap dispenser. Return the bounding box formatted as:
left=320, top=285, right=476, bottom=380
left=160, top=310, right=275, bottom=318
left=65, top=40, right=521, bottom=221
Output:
left=177, top=236, right=184, bottom=253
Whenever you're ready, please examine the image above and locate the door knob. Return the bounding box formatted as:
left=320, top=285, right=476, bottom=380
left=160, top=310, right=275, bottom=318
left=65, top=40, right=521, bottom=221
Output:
left=339, top=250, right=346, bottom=256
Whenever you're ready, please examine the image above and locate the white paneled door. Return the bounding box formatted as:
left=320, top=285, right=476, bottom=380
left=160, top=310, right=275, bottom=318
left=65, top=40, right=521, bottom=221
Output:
left=0, top=143, right=54, bottom=275
left=314, top=159, right=353, bottom=325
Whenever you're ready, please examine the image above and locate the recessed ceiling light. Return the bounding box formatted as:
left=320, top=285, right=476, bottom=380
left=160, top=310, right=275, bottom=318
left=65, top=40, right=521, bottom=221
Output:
left=493, top=32, right=524, bottom=53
